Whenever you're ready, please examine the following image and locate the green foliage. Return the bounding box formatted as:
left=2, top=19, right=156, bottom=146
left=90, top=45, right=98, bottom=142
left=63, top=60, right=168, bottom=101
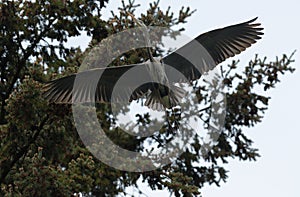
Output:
left=0, top=0, right=295, bottom=196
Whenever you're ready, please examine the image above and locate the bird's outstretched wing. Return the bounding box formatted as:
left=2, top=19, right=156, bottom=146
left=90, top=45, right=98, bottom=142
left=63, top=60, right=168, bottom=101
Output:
left=163, top=17, right=263, bottom=82
left=43, top=63, right=155, bottom=103
left=43, top=18, right=263, bottom=104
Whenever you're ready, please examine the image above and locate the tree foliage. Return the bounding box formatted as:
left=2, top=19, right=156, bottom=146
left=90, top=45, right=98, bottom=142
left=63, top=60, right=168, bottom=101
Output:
left=0, top=0, right=295, bottom=196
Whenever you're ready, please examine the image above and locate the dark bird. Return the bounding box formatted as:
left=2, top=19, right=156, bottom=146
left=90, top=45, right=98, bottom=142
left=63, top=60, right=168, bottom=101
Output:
left=43, top=16, right=263, bottom=110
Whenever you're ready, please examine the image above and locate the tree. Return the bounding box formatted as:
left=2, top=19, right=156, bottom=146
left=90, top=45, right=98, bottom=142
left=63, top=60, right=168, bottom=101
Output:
left=0, top=0, right=295, bottom=196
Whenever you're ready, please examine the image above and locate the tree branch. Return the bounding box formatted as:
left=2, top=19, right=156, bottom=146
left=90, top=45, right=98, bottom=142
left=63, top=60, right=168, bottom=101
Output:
left=0, top=115, right=49, bottom=183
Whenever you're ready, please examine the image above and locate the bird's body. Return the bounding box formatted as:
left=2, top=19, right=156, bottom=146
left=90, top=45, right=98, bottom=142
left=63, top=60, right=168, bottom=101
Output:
left=126, top=13, right=181, bottom=110
left=42, top=17, right=264, bottom=111
left=145, top=59, right=185, bottom=111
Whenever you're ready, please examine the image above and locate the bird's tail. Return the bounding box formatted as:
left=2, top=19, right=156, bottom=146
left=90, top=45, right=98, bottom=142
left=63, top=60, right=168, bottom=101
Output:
left=144, top=85, right=186, bottom=111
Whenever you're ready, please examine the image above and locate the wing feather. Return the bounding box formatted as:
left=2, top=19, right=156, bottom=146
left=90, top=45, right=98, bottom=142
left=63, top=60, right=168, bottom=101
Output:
left=163, top=17, right=263, bottom=82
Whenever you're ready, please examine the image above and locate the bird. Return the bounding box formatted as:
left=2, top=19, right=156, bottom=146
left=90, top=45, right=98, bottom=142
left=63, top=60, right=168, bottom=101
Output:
left=42, top=15, right=263, bottom=111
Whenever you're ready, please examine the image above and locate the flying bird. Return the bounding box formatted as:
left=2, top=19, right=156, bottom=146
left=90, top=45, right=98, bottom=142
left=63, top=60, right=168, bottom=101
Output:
left=43, top=16, right=263, bottom=110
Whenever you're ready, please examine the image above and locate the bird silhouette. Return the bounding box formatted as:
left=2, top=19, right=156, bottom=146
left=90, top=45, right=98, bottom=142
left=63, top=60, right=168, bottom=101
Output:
left=43, top=17, right=263, bottom=111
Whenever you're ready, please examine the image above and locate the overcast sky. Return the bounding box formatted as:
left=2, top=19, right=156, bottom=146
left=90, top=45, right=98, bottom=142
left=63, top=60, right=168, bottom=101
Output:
left=73, top=0, right=300, bottom=196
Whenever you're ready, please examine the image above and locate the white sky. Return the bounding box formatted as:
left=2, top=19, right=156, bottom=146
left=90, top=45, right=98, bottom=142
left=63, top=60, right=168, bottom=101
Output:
left=73, top=0, right=300, bottom=196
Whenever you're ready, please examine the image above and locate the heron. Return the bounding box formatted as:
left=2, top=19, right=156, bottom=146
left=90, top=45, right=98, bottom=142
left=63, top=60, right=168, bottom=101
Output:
left=43, top=15, right=263, bottom=111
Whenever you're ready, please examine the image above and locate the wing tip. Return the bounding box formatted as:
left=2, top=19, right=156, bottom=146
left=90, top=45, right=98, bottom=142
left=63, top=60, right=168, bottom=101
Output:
left=247, top=17, right=264, bottom=36
left=248, top=16, right=259, bottom=23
